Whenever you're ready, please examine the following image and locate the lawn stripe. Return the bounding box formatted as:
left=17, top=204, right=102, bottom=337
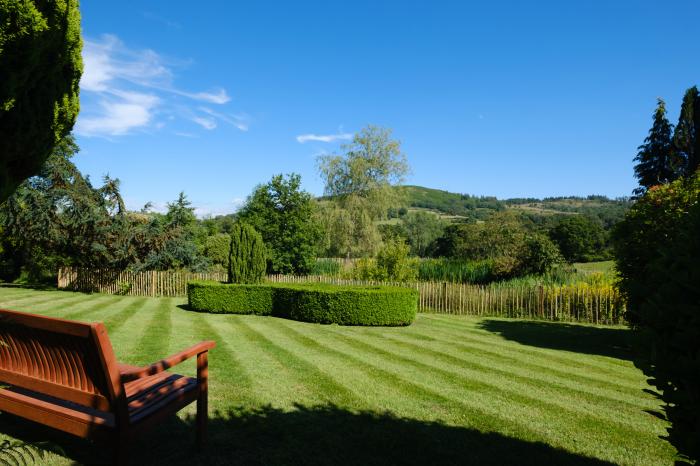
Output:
left=404, top=321, right=644, bottom=385
left=60, top=294, right=130, bottom=320
left=418, top=315, right=640, bottom=376
left=339, top=327, right=665, bottom=434
left=131, top=297, right=174, bottom=362
left=272, top=320, right=558, bottom=442
left=98, top=297, right=150, bottom=334
left=0, top=289, right=45, bottom=302
left=183, top=311, right=259, bottom=407
left=389, top=326, right=653, bottom=401
left=229, top=317, right=361, bottom=407
left=308, top=326, right=669, bottom=465
left=0, top=291, right=88, bottom=311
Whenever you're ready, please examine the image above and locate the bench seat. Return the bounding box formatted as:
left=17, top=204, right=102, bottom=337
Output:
left=0, top=307, right=215, bottom=465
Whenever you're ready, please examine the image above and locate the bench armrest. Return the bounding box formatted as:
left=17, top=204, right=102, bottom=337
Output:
left=120, top=340, right=216, bottom=383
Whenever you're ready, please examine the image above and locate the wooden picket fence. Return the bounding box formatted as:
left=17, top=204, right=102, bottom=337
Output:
left=58, top=268, right=626, bottom=324
left=267, top=274, right=626, bottom=324
left=57, top=267, right=227, bottom=297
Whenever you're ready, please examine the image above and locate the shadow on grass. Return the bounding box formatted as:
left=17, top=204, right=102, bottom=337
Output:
left=478, top=319, right=638, bottom=360
left=0, top=404, right=614, bottom=465
left=0, top=283, right=58, bottom=292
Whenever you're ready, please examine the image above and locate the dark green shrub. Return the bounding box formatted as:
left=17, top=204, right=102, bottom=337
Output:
left=549, top=216, right=608, bottom=263
left=188, top=281, right=273, bottom=314
left=613, top=175, right=700, bottom=463
left=187, top=281, right=418, bottom=326
left=228, top=223, right=266, bottom=284
left=204, top=233, right=231, bottom=269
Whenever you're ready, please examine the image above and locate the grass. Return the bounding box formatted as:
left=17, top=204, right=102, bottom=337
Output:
left=0, top=286, right=675, bottom=465
left=575, top=261, right=616, bottom=274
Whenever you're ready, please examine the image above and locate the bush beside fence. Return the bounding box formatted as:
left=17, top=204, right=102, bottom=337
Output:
left=58, top=267, right=626, bottom=324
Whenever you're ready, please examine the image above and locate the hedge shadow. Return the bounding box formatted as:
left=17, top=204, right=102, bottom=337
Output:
left=478, top=319, right=637, bottom=360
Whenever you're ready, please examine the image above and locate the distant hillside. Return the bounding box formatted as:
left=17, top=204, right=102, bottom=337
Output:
left=398, top=185, right=631, bottom=227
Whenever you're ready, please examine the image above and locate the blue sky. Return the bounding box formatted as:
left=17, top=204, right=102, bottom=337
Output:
left=74, top=0, right=700, bottom=216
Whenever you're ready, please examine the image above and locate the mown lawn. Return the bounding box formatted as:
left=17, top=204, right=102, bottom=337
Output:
left=0, top=286, right=675, bottom=465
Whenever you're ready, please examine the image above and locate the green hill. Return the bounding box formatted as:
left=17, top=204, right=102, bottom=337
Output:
left=398, top=185, right=631, bottom=227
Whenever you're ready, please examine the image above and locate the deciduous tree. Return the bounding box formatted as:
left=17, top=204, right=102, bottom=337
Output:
left=237, top=174, right=321, bottom=274
left=317, top=126, right=409, bottom=257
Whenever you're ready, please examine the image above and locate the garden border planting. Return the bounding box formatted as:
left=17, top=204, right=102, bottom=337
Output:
left=187, top=280, right=418, bottom=326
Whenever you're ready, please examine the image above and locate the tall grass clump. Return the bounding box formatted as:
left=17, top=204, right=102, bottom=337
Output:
left=418, top=259, right=494, bottom=284
left=311, top=258, right=342, bottom=276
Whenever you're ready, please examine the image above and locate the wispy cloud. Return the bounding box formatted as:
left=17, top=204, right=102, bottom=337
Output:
left=199, top=107, right=250, bottom=131
left=77, top=34, right=244, bottom=138
left=192, top=116, right=217, bottom=130
left=296, top=132, right=352, bottom=143
left=78, top=90, right=160, bottom=136
left=173, top=131, right=198, bottom=138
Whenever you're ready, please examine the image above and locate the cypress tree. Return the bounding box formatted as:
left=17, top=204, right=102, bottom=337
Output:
left=633, top=98, right=676, bottom=196
left=673, top=86, right=699, bottom=177
left=693, top=90, right=700, bottom=176
left=0, top=0, right=83, bottom=202
left=228, top=223, right=266, bottom=284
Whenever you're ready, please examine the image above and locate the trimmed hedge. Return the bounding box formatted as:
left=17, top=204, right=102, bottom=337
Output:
left=187, top=281, right=418, bottom=326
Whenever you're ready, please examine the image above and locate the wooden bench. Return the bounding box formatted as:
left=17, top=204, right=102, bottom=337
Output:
left=0, top=308, right=215, bottom=464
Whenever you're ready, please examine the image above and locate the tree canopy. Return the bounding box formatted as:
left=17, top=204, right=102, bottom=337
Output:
left=633, top=99, right=677, bottom=196
left=0, top=0, right=83, bottom=202
left=673, top=86, right=699, bottom=177
left=549, top=215, right=607, bottom=263
left=317, top=125, right=409, bottom=257
left=237, top=173, right=321, bottom=274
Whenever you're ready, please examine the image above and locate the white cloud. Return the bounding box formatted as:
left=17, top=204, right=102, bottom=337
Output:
left=174, top=89, right=230, bottom=104
left=199, top=107, right=250, bottom=131
left=77, top=34, right=242, bottom=138
left=296, top=132, right=352, bottom=143
left=194, top=198, right=245, bottom=218
left=76, top=91, right=159, bottom=136
left=192, top=116, right=217, bottom=130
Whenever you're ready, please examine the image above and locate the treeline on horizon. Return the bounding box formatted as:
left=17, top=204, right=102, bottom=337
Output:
left=0, top=125, right=621, bottom=287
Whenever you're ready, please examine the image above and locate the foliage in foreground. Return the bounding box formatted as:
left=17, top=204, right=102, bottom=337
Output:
left=614, top=175, right=700, bottom=463
left=187, top=280, right=418, bottom=326
left=0, top=0, right=82, bottom=202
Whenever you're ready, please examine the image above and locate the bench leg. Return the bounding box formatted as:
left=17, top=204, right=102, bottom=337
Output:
left=113, top=434, right=129, bottom=466
left=196, top=352, right=209, bottom=449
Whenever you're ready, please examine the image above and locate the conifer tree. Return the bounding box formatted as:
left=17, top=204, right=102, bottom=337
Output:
left=228, top=223, right=266, bottom=284
left=0, top=0, right=83, bottom=202
left=633, top=99, right=676, bottom=196
left=673, top=86, right=698, bottom=177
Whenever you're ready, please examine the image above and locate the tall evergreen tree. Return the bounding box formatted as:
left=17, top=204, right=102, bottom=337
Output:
left=633, top=99, right=676, bottom=196
left=673, top=86, right=698, bottom=177
left=228, top=223, right=266, bottom=284
left=0, top=0, right=83, bottom=202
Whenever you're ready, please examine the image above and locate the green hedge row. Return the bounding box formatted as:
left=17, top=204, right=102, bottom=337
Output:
left=187, top=281, right=418, bottom=326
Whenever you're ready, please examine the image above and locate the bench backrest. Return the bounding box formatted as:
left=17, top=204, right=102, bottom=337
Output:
left=0, top=308, right=123, bottom=413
